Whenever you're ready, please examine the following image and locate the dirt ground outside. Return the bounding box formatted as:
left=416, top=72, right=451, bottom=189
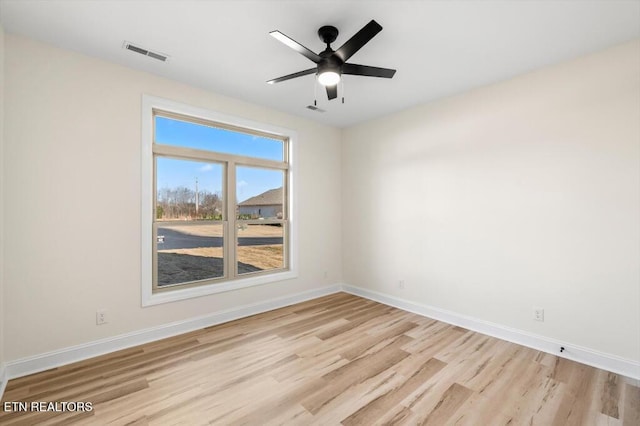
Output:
left=156, top=224, right=284, bottom=285
left=159, top=245, right=283, bottom=270
left=157, top=245, right=284, bottom=286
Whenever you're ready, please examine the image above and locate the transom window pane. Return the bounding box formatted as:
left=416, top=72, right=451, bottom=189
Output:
left=155, top=115, right=284, bottom=161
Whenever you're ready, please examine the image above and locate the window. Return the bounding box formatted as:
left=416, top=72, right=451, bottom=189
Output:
left=141, top=96, right=297, bottom=305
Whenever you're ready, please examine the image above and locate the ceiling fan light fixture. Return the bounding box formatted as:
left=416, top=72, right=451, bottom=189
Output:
left=318, top=70, right=341, bottom=86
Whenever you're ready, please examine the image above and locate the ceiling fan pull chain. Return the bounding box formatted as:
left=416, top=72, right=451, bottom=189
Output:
left=341, top=79, right=345, bottom=104
left=314, top=76, right=318, bottom=106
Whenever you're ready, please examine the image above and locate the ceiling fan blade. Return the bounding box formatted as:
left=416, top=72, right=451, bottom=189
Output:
left=334, top=20, right=383, bottom=62
left=267, top=68, right=317, bottom=84
left=343, top=63, right=396, bottom=78
left=270, top=30, right=322, bottom=64
left=326, top=84, right=338, bottom=100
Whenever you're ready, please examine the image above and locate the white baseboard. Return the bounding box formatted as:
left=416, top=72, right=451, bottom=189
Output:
left=3, top=284, right=341, bottom=383
left=342, top=284, right=640, bottom=381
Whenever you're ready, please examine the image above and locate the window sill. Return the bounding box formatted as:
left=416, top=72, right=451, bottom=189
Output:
left=142, top=270, right=298, bottom=306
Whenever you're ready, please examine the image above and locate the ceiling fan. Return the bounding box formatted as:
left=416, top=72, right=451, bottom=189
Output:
left=267, top=20, right=396, bottom=101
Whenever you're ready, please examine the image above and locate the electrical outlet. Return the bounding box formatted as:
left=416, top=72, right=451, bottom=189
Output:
left=96, top=309, right=108, bottom=325
left=398, top=280, right=405, bottom=289
left=533, top=307, right=544, bottom=322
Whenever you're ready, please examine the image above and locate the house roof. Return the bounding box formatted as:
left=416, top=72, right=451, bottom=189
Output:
left=238, top=187, right=283, bottom=207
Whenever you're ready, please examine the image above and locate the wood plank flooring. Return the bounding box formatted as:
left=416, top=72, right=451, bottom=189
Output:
left=1, top=293, right=638, bottom=425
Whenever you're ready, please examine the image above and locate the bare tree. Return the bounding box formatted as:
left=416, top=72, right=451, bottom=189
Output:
left=157, top=186, right=222, bottom=220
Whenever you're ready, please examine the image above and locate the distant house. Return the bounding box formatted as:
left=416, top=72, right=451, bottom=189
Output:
left=238, top=187, right=283, bottom=219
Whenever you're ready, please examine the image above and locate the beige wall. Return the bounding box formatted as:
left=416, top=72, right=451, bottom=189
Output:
left=2, top=35, right=342, bottom=361
left=342, top=40, right=640, bottom=362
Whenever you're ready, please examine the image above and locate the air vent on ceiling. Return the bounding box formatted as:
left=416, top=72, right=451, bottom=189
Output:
left=123, top=41, right=169, bottom=62
left=306, top=105, right=325, bottom=113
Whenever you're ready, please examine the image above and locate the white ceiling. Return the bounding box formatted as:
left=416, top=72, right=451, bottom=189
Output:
left=1, top=0, right=639, bottom=128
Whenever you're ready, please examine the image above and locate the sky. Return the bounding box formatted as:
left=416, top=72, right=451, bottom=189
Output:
left=155, top=116, right=284, bottom=202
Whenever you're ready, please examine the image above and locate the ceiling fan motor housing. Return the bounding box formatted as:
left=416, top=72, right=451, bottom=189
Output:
left=317, top=54, right=343, bottom=76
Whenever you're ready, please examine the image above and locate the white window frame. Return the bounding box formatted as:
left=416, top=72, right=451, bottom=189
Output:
left=141, top=95, right=298, bottom=306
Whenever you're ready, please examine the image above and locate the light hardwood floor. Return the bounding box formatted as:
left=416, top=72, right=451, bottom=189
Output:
left=1, top=293, right=638, bottom=425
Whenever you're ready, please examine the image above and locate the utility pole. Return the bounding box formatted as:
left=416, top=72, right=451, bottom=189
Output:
left=195, top=177, right=199, bottom=216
